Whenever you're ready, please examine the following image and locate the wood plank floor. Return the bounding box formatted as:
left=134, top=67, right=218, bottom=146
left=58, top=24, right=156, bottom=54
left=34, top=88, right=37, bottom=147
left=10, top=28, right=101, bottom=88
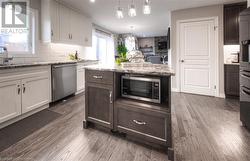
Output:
left=172, top=93, right=250, bottom=161
left=0, top=94, right=169, bottom=161
left=0, top=93, right=249, bottom=161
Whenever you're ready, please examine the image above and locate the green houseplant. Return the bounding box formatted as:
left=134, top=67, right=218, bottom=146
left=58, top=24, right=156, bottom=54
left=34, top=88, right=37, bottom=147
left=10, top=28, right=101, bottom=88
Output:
left=116, top=44, right=129, bottom=65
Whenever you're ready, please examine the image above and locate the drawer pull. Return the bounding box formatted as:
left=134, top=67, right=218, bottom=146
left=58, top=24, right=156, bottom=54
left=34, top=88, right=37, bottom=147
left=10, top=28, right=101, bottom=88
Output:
left=93, top=75, right=103, bottom=79
left=242, top=86, right=250, bottom=96
left=242, top=73, right=250, bottom=79
left=133, top=120, right=146, bottom=125
left=109, top=91, right=113, bottom=104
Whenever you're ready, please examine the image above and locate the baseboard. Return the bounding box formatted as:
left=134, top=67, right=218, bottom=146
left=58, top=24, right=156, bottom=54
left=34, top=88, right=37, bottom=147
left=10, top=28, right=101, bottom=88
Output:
left=0, top=104, right=49, bottom=129
left=171, top=88, right=180, bottom=92
left=218, top=93, right=226, bottom=98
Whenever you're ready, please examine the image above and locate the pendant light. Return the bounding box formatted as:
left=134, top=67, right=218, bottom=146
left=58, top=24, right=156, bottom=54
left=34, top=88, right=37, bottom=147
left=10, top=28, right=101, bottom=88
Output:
left=143, top=0, right=151, bottom=15
left=116, top=0, right=124, bottom=19
left=128, top=0, right=136, bottom=17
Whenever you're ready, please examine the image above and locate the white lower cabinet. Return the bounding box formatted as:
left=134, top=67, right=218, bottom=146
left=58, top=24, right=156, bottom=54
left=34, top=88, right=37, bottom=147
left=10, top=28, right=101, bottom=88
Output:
left=0, top=80, right=22, bottom=124
left=22, top=74, right=50, bottom=114
left=0, top=66, right=51, bottom=125
left=77, top=65, right=85, bottom=93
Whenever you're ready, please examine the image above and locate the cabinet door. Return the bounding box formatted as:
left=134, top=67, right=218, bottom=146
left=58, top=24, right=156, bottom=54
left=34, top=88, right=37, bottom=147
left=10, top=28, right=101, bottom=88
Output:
left=77, top=66, right=85, bottom=92
left=224, top=3, right=247, bottom=45
left=70, top=10, right=82, bottom=44
left=0, top=80, right=21, bottom=124
left=81, top=16, right=92, bottom=46
left=51, top=0, right=60, bottom=42
left=59, top=4, right=71, bottom=43
left=85, top=83, right=113, bottom=129
left=225, top=65, right=240, bottom=97
left=22, top=75, right=50, bottom=114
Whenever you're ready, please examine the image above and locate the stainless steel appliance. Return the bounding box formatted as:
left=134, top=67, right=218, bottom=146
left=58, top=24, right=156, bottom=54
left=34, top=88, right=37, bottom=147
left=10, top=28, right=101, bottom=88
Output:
left=52, top=63, right=77, bottom=102
left=121, top=74, right=161, bottom=103
left=239, top=8, right=250, bottom=129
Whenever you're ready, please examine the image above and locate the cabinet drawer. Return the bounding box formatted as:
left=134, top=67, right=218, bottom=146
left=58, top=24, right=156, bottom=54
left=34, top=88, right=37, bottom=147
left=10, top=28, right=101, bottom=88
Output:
left=116, top=104, right=167, bottom=142
left=86, top=70, right=113, bottom=85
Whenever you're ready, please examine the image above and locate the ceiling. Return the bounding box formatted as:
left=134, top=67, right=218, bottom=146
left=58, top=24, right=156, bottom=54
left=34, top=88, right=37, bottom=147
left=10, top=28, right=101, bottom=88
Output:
left=59, top=0, right=245, bottom=37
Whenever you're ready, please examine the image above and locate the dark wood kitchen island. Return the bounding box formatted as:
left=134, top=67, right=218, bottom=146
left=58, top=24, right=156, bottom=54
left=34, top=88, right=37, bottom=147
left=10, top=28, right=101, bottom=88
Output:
left=83, top=63, right=175, bottom=160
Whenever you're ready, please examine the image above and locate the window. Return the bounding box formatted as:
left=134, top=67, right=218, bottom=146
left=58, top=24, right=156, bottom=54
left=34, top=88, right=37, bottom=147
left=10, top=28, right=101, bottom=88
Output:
left=0, top=0, right=36, bottom=56
left=93, top=30, right=115, bottom=64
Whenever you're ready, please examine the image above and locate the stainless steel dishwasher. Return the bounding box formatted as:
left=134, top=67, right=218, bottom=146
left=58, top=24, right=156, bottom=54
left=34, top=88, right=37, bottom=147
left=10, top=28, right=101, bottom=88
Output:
left=52, top=63, right=77, bottom=102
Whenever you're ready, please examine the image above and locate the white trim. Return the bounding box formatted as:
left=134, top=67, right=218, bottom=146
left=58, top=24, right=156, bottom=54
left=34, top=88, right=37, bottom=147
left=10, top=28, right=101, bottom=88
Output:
left=176, top=17, right=220, bottom=97
left=171, top=88, right=180, bottom=92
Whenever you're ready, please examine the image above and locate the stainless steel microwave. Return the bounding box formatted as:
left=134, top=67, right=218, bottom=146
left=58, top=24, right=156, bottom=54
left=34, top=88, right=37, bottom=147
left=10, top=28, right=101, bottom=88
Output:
left=121, top=75, right=161, bottom=103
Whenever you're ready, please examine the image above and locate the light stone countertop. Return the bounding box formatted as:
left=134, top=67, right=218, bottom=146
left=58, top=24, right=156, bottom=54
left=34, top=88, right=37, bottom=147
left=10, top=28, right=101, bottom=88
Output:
left=0, top=60, right=98, bottom=70
left=84, top=63, right=175, bottom=76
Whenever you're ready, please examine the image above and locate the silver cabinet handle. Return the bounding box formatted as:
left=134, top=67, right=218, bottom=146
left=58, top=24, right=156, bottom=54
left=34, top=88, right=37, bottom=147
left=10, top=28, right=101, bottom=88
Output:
left=133, top=120, right=146, bottom=125
left=23, top=84, right=26, bottom=94
left=93, top=75, right=103, bottom=79
left=109, top=91, right=113, bottom=104
left=17, top=85, right=21, bottom=95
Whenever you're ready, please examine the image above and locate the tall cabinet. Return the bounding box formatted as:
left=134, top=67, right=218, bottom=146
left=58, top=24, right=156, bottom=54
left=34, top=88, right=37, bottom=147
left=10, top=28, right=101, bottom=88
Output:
left=224, top=2, right=247, bottom=45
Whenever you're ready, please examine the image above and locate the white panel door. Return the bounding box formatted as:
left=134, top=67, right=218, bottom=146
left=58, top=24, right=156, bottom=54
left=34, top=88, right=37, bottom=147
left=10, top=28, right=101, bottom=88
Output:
left=22, top=75, right=50, bottom=114
left=180, top=19, right=216, bottom=96
left=0, top=80, right=21, bottom=124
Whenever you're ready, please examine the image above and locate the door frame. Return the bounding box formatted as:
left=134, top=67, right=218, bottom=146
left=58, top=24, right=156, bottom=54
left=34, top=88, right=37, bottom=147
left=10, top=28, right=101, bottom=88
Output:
left=176, top=17, right=219, bottom=97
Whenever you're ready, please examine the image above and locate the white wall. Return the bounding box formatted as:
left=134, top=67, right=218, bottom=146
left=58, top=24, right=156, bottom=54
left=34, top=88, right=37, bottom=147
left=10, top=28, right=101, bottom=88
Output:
left=171, top=5, right=225, bottom=97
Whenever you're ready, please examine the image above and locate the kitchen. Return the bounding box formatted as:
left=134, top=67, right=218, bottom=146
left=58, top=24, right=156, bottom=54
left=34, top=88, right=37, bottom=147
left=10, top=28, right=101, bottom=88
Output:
left=0, top=0, right=250, bottom=161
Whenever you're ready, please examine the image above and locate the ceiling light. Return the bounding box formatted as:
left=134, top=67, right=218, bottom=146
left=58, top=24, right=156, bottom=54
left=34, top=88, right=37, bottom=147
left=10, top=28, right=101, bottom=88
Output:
left=116, top=7, right=124, bottom=19
left=143, top=0, right=151, bottom=15
left=128, top=4, right=136, bottom=17
left=116, top=0, right=123, bottom=19
left=90, top=0, right=95, bottom=3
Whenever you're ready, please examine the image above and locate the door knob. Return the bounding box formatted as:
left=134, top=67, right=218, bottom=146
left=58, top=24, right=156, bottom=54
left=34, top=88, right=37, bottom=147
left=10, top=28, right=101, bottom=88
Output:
left=181, top=60, right=185, bottom=63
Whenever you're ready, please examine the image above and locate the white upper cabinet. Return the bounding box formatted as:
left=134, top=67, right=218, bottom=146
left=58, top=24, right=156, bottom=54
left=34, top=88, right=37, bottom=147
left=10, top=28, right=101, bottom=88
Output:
left=50, top=0, right=60, bottom=42
left=59, top=4, right=71, bottom=43
left=41, top=0, right=92, bottom=46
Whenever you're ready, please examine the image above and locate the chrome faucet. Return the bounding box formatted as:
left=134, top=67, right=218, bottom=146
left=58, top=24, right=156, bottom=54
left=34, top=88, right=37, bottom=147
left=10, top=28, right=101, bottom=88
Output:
left=0, top=46, right=13, bottom=65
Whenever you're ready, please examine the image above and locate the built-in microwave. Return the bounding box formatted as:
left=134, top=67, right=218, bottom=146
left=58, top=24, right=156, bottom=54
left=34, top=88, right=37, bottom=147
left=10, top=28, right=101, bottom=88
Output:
left=121, top=75, right=161, bottom=103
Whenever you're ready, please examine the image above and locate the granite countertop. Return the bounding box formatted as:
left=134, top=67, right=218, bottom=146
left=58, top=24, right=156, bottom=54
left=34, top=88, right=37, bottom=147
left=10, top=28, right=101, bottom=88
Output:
left=0, top=60, right=98, bottom=70
left=85, top=63, right=175, bottom=76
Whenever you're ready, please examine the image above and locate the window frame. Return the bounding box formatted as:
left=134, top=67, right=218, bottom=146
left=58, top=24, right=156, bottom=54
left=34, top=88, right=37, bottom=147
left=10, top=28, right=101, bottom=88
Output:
left=0, top=0, right=38, bottom=58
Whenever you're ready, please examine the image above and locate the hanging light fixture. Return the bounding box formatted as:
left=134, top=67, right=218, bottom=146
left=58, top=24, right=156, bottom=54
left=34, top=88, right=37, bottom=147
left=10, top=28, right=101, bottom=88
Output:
left=116, top=0, right=124, bottom=19
left=128, top=0, right=136, bottom=17
left=90, top=0, right=95, bottom=3
left=143, top=0, right=151, bottom=15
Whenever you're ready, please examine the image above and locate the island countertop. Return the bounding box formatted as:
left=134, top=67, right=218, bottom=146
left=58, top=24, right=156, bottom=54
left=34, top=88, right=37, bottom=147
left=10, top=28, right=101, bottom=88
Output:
left=84, top=63, right=175, bottom=76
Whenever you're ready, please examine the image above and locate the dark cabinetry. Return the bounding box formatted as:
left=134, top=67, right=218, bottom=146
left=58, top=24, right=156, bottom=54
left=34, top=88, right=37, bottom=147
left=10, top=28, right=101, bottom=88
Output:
left=85, top=70, right=114, bottom=129
left=224, top=64, right=240, bottom=98
left=224, top=2, right=247, bottom=45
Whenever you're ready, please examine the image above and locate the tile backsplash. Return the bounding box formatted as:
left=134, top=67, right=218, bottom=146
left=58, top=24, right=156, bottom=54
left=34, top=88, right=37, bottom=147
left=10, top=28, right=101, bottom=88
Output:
left=0, top=41, right=96, bottom=64
left=224, top=45, right=240, bottom=64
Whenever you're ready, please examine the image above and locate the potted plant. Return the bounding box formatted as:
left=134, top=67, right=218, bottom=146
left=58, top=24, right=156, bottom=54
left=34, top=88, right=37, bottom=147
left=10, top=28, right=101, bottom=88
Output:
left=116, top=44, right=129, bottom=65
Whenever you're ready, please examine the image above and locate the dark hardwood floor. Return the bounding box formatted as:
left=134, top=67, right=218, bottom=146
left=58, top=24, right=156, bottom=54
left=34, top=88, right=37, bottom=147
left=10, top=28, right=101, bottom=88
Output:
left=172, top=93, right=250, bottom=161
left=0, top=93, right=249, bottom=161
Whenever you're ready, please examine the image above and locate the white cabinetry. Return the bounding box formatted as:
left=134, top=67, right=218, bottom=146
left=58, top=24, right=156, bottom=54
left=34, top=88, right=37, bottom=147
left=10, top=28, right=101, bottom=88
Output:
left=22, top=73, right=50, bottom=114
left=76, top=64, right=85, bottom=94
left=42, top=0, right=92, bottom=46
left=0, top=66, right=51, bottom=125
left=0, top=80, right=21, bottom=124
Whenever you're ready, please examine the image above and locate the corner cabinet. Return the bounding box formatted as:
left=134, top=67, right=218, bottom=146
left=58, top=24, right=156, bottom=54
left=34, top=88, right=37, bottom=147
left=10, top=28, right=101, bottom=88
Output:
left=224, top=2, right=247, bottom=45
left=41, top=0, right=92, bottom=46
left=0, top=66, right=51, bottom=125
left=84, top=70, right=114, bottom=129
